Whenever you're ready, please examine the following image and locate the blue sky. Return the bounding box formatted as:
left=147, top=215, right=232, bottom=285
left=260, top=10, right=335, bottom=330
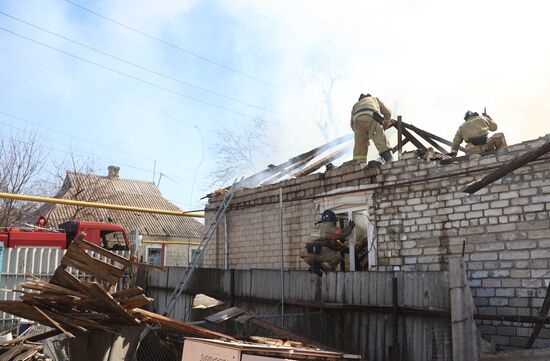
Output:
left=1, top=0, right=549, bottom=211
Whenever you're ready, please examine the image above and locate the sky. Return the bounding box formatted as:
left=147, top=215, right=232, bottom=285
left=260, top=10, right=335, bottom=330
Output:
left=0, top=0, right=549, bottom=212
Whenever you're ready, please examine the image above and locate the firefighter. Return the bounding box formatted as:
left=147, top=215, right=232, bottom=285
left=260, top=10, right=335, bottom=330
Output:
left=350, top=93, right=394, bottom=163
left=449, top=110, right=507, bottom=157
left=300, top=210, right=355, bottom=275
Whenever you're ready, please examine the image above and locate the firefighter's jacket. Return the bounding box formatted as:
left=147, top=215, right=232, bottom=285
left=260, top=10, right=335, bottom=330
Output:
left=308, top=222, right=353, bottom=249
left=451, top=115, right=498, bottom=153
left=350, top=96, right=392, bottom=127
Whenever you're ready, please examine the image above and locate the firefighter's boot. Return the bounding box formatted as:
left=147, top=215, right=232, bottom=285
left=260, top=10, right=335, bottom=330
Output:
left=380, top=150, right=393, bottom=163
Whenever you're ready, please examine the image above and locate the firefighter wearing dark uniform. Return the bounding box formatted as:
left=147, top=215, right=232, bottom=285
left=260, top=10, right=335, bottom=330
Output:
left=350, top=93, right=394, bottom=163
left=300, top=210, right=355, bottom=274
left=449, top=110, right=507, bottom=156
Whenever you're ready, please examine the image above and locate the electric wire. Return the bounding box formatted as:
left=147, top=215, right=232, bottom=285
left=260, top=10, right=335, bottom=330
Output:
left=63, top=0, right=285, bottom=90
left=0, top=117, right=202, bottom=184
left=0, top=11, right=267, bottom=111
left=188, top=127, right=205, bottom=209
left=0, top=109, right=210, bottom=177
left=0, top=25, right=254, bottom=118
left=0, top=46, right=216, bottom=134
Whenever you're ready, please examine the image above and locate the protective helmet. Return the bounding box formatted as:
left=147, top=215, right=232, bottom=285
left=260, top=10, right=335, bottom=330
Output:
left=319, top=210, right=338, bottom=224
left=464, top=110, right=477, bottom=120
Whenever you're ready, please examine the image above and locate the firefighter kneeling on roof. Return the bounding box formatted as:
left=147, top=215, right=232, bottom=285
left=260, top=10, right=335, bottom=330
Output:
left=449, top=110, right=507, bottom=157
left=300, top=210, right=355, bottom=275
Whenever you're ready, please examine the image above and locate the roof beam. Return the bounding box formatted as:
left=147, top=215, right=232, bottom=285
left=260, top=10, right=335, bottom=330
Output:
left=463, top=139, right=550, bottom=193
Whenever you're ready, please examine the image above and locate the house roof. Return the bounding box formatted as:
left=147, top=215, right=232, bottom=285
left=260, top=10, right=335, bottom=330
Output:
left=32, top=169, right=204, bottom=239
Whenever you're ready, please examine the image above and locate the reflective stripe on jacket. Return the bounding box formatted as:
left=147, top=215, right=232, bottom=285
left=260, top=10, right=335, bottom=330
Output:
left=350, top=96, right=391, bottom=127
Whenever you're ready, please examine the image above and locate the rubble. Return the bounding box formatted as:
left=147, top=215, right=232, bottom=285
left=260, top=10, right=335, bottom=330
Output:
left=0, top=232, right=359, bottom=360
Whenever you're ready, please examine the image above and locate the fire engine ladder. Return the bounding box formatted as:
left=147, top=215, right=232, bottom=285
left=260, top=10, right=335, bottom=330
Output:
left=162, top=183, right=238, bottom=317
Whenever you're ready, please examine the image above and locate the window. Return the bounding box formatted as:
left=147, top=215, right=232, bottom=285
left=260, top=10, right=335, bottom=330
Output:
left=189, top=247, right=204, bottom=267
left=146, top=246, right=163, bottom=266
left=100, top=231, right=128, bottom=251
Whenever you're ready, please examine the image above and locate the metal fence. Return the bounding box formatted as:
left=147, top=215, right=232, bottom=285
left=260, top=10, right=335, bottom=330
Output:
left=146, top=267, right=452, bottom=361
left=470, top=269, right=550, bottom=351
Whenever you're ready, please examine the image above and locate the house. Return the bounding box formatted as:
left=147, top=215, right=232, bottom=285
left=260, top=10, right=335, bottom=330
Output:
left=205, top=134, right=550, bottom=349
left=33, top=166, right=204, bottom=267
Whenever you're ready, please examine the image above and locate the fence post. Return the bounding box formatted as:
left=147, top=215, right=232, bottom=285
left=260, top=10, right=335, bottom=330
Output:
left=449, top=256, right=480, bottom=361
left=388, top=276, right=400, bottom=361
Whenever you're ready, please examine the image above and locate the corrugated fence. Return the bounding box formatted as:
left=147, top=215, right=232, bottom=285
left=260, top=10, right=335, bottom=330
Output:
left=146, top=268, right=451, bottom=361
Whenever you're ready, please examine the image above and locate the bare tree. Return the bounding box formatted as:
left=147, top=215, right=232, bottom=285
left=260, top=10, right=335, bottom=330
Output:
left=0, top=132, right=47, bottom=226
left=289, top=60, right=344, bottom=142
left=210, top=115, right=274, bottom=187
left=49, top=152, right=111, bottom=221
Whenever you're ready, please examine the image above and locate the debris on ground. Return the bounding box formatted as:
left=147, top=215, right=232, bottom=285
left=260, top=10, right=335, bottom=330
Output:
left=0, top=232, right=356, bottom=360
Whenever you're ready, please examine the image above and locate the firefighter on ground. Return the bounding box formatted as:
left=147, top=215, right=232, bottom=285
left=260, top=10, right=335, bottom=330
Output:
left=449, top=110, right=507, bottom=157
left=350, top=93, right=394, bottom=163
left=300, top=210, right=355, bottom=275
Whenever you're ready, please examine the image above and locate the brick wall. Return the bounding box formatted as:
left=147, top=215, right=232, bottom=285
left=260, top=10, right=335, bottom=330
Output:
left=206, top=134, right=550, bottom=273
left=205, top=134, right=550, bottom=349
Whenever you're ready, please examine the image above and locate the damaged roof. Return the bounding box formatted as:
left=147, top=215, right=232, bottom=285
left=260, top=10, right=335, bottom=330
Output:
left=31, top=169, right=204, bottom=239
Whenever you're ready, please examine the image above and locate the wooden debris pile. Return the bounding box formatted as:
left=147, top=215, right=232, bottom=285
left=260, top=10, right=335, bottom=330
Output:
left=0, top=342, right=50, bottom=361
left=0, top=233, right=233, bottom=349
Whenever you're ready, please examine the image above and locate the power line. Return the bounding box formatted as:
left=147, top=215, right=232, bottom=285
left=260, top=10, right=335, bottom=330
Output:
left=0, top=116, right=206, bottom=183
left=63, top=0, right=285, bottom=90
left=0, top=46, right=216, bottom=134
left=0, top=11, right=267, bottom=112
left=0, top=109, right=210, bottom=177
left=0, top=25, right=255, bottom=118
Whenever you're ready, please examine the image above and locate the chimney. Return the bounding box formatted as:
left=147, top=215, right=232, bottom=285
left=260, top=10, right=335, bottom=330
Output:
left=107, top=165, right=120, bottom=179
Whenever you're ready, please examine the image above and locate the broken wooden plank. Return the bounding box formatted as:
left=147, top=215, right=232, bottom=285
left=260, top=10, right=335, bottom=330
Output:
left=392, top=137, right=410, bottom=153
left=75, top=238, right=131, bottom=267
left=119, top=294, right=153, bottom=310
left=463, top=140, right=550, bottom=193
left=131, top=308, right=236, bottom=340
left=31, top=305, right=75, bottom=338
left=0, top=330, right=61, bottom=347
left=61, top=242, right=125, bottom=287
left=239, top=134, right=353, bottom=188
left=400, top=127, right=426, bottom=150
left=204, top=307, right=246, bottom=324
left=83, top=283, right=140, bottom=325
left=20, top=279, right=88, bottom=299
left=50, top=267, right=91, bottom=294
left=411, top=129, right=448, bottom=154
left=0, top=301, right=53, bottom=327
left=293, top=142, right=352, bottom=177
left=111, top=286, right=144, bottom=300
left=193, top=294, right=224, bottom=309
left=259, top=154, right=316, bottom=186
left=248, top=317, right=334, bottom=351
left=397, top=116, right=403, bottom=159
left=401, top=121, right=466, bottom=153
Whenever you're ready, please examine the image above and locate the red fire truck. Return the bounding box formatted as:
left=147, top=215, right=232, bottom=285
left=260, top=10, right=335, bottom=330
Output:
left=0, top=220, right=129, bottom=250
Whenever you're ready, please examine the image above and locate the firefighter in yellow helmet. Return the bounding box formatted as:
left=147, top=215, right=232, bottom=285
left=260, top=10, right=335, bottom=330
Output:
left=449, top=110, right=507, bottom=157
left=350, top=93, right=394, bottom=163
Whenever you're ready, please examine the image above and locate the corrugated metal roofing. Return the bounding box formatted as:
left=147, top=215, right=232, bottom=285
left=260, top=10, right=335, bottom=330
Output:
left=31, top=172, right=204, bottom=239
